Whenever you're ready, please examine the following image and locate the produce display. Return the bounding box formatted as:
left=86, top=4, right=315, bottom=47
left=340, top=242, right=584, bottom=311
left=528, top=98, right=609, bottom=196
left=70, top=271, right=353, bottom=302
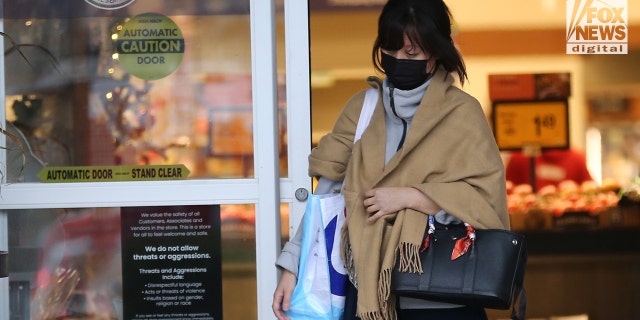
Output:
left=506, top=179, right=621, bottom=230
left=507, top=179, right=620, bottom=216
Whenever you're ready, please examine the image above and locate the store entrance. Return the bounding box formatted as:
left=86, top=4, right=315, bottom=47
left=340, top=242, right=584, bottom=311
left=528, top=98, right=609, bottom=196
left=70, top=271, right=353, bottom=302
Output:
left=0, top=1, right=311, bottom=319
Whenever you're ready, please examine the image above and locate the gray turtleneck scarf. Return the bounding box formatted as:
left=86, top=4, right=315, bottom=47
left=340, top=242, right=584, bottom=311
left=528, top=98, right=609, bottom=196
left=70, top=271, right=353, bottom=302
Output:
left=381, top=78, right=431, bottom=164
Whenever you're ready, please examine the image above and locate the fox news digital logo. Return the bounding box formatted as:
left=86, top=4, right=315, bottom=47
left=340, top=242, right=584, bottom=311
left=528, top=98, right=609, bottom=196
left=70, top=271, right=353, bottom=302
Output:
left=566, top=0, right=628, bottom=54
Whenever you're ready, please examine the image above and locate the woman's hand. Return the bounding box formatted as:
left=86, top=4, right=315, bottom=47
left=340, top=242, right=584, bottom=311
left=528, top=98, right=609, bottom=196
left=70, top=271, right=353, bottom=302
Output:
left=272, top=269, right=297, bottom=320
left=364, top=187, right=441, bottom=222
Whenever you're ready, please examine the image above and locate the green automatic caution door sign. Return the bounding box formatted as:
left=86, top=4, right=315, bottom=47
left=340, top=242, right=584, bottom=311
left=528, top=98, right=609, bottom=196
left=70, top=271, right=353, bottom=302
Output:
left=39, top=165, right=190, bottom=183
left=116, top=13, right=185, bottom=80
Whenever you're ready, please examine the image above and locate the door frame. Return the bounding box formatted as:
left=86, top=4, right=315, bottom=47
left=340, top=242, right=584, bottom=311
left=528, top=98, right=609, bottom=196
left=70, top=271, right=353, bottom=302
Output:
left=0, top=0, right=312, bottom=319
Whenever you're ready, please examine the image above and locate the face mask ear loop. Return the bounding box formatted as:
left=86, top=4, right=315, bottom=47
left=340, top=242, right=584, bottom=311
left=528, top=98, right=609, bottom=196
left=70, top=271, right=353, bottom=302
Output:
left=425, top=56, right=436, bottom=80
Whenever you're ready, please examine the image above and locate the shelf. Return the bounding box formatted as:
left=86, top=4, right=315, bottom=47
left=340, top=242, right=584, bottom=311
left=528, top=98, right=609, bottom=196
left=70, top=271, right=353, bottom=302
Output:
left=521, top=227, right=640, bottom=255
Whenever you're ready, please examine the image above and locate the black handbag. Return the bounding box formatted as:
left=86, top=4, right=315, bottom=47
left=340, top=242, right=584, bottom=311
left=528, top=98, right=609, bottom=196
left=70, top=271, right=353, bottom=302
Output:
left=391, top=217, right=527, bottom=320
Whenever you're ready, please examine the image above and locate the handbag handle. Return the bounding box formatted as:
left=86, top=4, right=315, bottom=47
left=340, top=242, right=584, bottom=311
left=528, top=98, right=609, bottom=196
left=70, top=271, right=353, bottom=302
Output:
left=419, top=216, right=479, bottom=293
left=421, top=216, right=475, bottom=260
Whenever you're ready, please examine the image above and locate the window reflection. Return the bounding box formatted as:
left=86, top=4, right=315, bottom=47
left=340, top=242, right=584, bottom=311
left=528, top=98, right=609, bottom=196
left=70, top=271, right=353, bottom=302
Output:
left=3, top=1, right=288, bottom=181
left=8, top=204, right=268, bottom=319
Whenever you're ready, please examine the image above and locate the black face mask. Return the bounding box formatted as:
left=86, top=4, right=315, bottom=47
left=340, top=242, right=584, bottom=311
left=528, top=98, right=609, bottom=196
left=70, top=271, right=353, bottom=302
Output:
left=381, top=53, right=430, bottom=90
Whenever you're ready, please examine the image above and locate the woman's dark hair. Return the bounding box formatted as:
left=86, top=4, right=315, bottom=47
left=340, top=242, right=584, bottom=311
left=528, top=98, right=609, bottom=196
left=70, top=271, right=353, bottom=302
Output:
left=372, top=0, right=468, bottom=85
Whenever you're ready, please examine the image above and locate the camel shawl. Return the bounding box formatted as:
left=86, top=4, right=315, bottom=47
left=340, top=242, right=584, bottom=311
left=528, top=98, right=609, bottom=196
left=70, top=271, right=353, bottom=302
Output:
left=309, top=67, right=509, bottom=320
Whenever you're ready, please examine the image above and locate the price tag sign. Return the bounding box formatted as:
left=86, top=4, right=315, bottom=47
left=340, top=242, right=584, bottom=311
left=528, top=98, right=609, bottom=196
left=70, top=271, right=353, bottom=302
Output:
left=492, top=100, right=569, bottom=150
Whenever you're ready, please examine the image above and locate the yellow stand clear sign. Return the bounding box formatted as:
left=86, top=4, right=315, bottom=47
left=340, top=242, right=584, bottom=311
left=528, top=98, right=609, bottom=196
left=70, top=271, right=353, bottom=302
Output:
left=38, top=165, right=190, bottom=182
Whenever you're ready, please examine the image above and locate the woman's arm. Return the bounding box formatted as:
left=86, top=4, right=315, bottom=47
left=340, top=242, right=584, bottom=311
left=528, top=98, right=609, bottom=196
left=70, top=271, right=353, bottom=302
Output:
left=363, top=187, right=441, bottom=222
left=272, top=269, right=296, bottom=320
left=272, top=177, right=342, bottom=319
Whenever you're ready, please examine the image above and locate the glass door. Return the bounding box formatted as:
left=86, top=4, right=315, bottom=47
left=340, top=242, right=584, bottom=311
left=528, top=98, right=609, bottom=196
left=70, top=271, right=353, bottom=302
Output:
left=0, top=0, right=311, bottom=319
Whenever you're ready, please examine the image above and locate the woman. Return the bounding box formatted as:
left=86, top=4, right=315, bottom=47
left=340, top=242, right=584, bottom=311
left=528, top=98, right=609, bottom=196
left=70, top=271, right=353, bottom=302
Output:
left=273, top=0, right=509, bottom=319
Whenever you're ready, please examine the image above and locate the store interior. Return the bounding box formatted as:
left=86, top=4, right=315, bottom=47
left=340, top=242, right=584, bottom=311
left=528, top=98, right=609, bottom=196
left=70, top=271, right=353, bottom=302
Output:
left=308, top=3, right=640, bottom=319
left=309, top=1, right=640, bottom=229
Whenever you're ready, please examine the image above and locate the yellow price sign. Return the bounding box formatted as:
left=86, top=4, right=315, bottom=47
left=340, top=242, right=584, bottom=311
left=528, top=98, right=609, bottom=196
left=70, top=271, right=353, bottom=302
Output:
left=492, top=100, right=569, bottom=150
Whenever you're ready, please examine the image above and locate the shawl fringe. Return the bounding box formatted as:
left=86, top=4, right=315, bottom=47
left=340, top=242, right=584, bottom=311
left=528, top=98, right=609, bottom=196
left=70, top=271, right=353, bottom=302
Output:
left=341, top=223, right=351, bottom=269
left=377, top=268, right=398, bottom=320
left=341, top=224, right=358, bottom=288
left=378, top=268, right=391, bottom=309
left=356, top=299, right=397, bottom=320
left=357, top=311, right=382, bottom=320
left=396, top=242, right=423, bottom=274
left=343, top=226, right=424, bottom=319
left=369, top=243, right=420, bottom=320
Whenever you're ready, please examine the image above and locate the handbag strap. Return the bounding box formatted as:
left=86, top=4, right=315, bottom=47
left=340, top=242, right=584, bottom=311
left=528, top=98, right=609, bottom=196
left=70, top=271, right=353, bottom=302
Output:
left=511, top=286, right=526, bottom=320
left=510, top=248, right=527, bottom=320
left=341, top=88, right=376, bottom=196
left=354, top=88, right=377, bottom=143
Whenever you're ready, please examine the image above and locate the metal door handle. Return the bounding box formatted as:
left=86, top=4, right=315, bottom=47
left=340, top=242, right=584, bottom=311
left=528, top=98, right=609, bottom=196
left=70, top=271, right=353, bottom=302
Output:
left=295, top=188, right=309, bottom=201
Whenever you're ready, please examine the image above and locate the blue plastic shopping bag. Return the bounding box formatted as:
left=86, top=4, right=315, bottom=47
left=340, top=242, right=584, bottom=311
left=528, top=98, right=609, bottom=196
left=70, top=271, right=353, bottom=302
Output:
left=285, top=87, right=375, bottom=319
left=285, top=193, right=348, bottom=320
